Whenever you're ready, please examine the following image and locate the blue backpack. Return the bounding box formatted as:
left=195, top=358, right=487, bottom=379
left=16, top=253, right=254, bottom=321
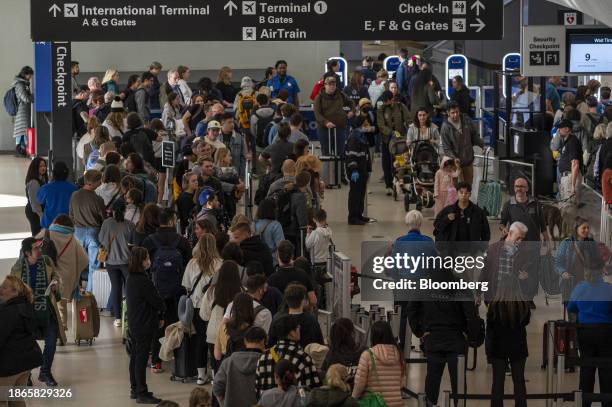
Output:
left=3, top=87, right=18, bottom=116
left=150, top=236, right=184, bottom=299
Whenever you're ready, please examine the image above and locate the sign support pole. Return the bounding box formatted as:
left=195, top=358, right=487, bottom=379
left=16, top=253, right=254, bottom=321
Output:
left=50, top=41, right=73, bottom=174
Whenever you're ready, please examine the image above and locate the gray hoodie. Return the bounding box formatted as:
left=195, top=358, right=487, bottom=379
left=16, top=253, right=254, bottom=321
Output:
left=259, top=385, right=302, bottom=407
left=213, top=349, right=262, bottom=407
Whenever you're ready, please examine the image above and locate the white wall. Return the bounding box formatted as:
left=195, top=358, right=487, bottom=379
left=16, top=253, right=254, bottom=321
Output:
left=0, top=0, right=34, bottom=151
left=0, top=0, right=339, bottom=151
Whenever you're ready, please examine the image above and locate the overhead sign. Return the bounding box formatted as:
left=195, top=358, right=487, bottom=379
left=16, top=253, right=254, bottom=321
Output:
left=567, top=29, right=612, bottom=74
left=445, top=54, right=468, bottom=99
left=521, top=25, right=566, bottom=77
left=34, top=42, right=52, bottom=113
left=162, top=141, right=175, bottom=168
left=31, top=0, right=504, bottom=41
left=558, top=9, right=582, bottom=26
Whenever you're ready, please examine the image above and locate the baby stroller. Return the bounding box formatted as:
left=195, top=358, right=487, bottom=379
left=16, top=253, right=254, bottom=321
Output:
left=389, top=136, right=439, bottom=211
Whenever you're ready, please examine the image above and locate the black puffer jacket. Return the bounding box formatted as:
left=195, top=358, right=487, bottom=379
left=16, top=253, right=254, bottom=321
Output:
left=240, top=235, right=274, bottom=276
left=126, top=272, right=166, bottom=336
left=0, top=296, right=43, bottom=377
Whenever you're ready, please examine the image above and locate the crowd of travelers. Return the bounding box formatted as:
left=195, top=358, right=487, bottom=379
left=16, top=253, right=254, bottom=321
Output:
left=1, top=52, right=612, bottom=407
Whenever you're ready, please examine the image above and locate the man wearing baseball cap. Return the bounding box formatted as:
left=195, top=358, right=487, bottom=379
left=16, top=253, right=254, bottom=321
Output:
left=11, top=237, right=63, bottom=386
left=204, top=120, right=225, bottom=153
left=557, top=118, right=583, bottom=205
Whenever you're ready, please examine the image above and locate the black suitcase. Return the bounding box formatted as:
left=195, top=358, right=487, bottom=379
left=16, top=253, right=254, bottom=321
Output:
left=320, top=128, right=342, bottom=189
left=541, top=320, right=578, bottom=371
left=170, top=333, right=198, bottom=382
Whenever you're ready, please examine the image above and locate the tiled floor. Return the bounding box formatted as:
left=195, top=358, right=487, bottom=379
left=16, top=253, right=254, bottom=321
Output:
left=0, top=154, right=604, bottom=406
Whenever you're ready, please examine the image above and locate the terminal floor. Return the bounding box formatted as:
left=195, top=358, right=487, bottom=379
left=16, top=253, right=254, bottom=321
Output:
left=0, top=155, right=604, bottom=407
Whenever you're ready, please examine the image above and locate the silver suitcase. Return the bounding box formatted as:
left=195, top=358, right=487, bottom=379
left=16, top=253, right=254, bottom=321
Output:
left=91, top=269, right=112, bottom=311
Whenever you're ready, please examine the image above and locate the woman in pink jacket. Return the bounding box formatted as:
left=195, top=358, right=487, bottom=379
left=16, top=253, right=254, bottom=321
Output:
left=352, top=321, right=405, bottom=407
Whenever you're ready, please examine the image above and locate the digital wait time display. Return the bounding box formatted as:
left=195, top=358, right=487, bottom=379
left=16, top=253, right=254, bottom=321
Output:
left=567, top=29, right=612, bottom=74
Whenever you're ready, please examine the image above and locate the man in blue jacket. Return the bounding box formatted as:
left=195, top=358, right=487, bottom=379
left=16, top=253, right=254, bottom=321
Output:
left=37, top=162, right=78, bottom=230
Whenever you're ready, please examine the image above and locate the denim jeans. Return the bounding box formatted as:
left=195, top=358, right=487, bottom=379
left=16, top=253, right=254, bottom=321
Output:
left=74, top=226, right=100, bottom=292
left=107, top=264, right=128, bottom=319
left=41, top=314, right=58, bottom=375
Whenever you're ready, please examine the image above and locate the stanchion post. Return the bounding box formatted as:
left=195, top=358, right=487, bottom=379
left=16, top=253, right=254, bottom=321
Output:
left=546, top=320, right=555, bottom=407
left=556, top=354, right=565, bottom=407
left=457, top=354, right=466, bottom=407
left=574, top=391, right=582, bottom=407
left=417, top=393, right=427, bottom=407
left=444, top=390, right=451, bottom=407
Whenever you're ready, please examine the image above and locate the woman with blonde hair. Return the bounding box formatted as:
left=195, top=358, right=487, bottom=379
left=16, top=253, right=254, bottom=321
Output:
left=307, top=364, right=359, bottom=406
left=0, top=275, right=43, bottom=398
left=101, top=69, right=120, bottom=94
left=182, top=233, right=222, bottom=384
left=216, top=66, right=237, bottom=107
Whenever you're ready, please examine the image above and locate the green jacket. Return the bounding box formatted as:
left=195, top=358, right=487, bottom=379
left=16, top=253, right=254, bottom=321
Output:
left=377, top=102, right=411, bottom=144
left=314, top=89, right=355, bottom=129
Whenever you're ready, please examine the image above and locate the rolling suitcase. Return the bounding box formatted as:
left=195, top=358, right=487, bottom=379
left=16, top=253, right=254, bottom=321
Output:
left=320, top=128, right=342, bottom=189
left=476, top=147, right=502, bottom=217
left=170, top=333, right=198, bottom=383
left=72, top=292, right=100, bottom=345
left=92, top=268, right=112, bottom=311
left=541, top=320, right=578, bottom=371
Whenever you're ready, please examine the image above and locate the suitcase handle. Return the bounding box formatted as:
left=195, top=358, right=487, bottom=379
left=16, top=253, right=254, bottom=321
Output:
left=482, top=147, right=492, bottom=182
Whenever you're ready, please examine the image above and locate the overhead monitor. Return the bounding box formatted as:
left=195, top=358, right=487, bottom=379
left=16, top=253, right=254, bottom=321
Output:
left=567, top=29, right=612, bottom=74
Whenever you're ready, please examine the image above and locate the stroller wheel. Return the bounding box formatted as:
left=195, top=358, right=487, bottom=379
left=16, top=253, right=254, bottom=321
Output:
left=404, top=193, right=411, bottom=212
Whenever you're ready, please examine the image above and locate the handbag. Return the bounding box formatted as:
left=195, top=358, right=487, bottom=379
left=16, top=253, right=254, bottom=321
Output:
left=96, top=233, right=115, bottom=263
left=357, top=350, right=388, bottom=407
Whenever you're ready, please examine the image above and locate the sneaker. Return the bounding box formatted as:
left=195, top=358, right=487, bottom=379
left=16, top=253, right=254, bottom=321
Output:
left=197, top=376, right=210, bottom=385
left=150, top=363, right=164, bottom=373
left=386, top=188, right=393, bottom=196
left=131, top=391, right=153, bottom=400
left=38, top=372, right=58, bottom=387
left=360, top=216, right=377, bottom=223
left=113, top=319, right=122, bottom=327
left=136, top=394, right=162, bottom=404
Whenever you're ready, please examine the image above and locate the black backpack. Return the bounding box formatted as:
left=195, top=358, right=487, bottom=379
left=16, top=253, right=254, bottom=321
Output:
left=271, top=186, right=297, bottom=229
left=254, top=111, right=275, bottom=148
left=41, top=230, right=58, bottom=266
left=125, top=89, right=139, bottom=113
left=254, top=172, right=281, bottom=205
left=150, top=235, right=185, bottom=299
left=225, top=305, right=266, bottom=356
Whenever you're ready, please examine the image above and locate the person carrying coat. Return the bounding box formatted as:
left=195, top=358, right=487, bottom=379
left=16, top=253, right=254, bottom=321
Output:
left=345, top=117, right=373, bottom=225
left=12, top=66, right=34, bottom=157
left=10, top=237, right=63, bottom=387
left=377, top=91, right=411, bottom=195
left=0, top=275, right=43, bottom=400
left=39, top=215, right=88, bottom=332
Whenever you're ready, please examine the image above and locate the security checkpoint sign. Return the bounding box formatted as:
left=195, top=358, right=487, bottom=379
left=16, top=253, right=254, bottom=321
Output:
left=32, top=0, right=503, bottom=41
left=521, top=25, right=567, bottom=77
left=161, top=141, right=175, bottom=168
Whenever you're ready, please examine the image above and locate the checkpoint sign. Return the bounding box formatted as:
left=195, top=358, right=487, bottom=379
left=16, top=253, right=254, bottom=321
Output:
left=32, top=0, right=503, bottom=41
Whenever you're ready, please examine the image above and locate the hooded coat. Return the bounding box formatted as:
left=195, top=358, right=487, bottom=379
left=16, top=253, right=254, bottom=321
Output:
left=44, top=228, right=88, bottom=300
left=12, top=76, right=33, bottom=139
left=352, top=345, right=404, bottom=407
left=213, top=348, right=263, bottom=407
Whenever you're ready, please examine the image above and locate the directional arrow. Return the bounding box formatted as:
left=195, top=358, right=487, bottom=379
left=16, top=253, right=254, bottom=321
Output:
left=224, top=0, right=238, bottom=16
left=470, top=0, right=485, bottom=17
left=49, top=3, right=61, bottom=17
left=470, top=18, right=486, bottom=33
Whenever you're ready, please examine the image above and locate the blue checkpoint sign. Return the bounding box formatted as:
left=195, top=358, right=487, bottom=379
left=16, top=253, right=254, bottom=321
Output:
left=445, top=54, right=469, bottom=99
left=325, top=57, right=347, bottom=89
left=34, top=42, right=52, bottom=113
left=384, top=55, right=401, bottom=77
left=502, top=53, right=521, bottom=98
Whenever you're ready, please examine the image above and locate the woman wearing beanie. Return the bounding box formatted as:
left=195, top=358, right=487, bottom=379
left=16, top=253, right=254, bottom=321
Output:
left=103, top=97, right=127, bottom=141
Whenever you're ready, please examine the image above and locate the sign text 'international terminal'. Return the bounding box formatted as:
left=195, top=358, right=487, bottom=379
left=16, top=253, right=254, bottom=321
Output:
left=32, top=0, right=503, bottom=41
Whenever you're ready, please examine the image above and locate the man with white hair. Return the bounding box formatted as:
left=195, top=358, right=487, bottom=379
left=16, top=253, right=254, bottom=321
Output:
left=479, top=221, right=530, bottom=304
left=500, top=176, right=548, bottom=308
left=160, top=69, right=184, bottom=108
left=392, top=210, right=437, bottom=353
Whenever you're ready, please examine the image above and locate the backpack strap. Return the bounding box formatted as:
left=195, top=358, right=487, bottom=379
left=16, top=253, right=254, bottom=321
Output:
left=254, top=304, right=266, bottom=318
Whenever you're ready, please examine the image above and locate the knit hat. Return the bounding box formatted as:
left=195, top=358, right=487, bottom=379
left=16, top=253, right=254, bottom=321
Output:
left=177, top=296, right=194, bottom=329
left=241, top=76, right=254, bottom=89
left=358, top=98, right=372, bottom=109
left=304, top=343, right=329, bottom=370
left=199, top=188, right=215, bottom=206
left=110, top=96, right=124, bottom=112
